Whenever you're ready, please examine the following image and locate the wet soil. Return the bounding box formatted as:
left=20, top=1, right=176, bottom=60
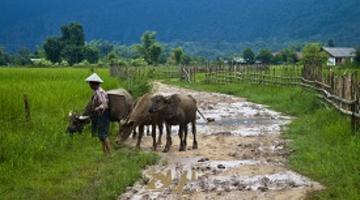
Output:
left=118, top=82, right=322, bottom=200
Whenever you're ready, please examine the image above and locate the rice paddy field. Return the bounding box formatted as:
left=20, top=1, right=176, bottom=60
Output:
left=1, top=66, right=359, bottom=200
left=0, top=67, right=158, bottom=200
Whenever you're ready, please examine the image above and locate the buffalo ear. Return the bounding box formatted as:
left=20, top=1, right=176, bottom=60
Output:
left=165, top=96, right=176, bottom=104
left=168, top=95, right=180, bottom=106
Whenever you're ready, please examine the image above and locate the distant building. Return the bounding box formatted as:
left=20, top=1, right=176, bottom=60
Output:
left=233, top=57, right=246, bottom=64
left=322, top=47, right=356, bottom=66
left=30, top=58, right=42, bottom=63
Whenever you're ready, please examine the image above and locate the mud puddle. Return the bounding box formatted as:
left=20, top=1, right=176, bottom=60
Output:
left=118, top=83, right=322, bottom=200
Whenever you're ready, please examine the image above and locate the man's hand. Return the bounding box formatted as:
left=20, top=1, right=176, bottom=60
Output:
left=95, top=105, right=105, bottom=114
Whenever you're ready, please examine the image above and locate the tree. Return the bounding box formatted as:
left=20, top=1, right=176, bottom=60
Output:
left=271, top=53, right=284, bottom=64
left=327, top=39, right=335, bottom=47
left=302, top=43, right=328, bottom=66
left=34, top=45, right=46, bottom=59
left=82, top=46, right=99, bottom=64
left=182, top=55, right=192, bottom=65
left=142, top=31, right=156, bottom=48
left=88, top=40, right=135, bottom=59
left=60, top=23, right=85, bottom=46
left=42, top=23, right=91, bottom=65
left=256, top=48, right=273, bottom=64
left=172, top=47, right=185, bottom=65
left=355, top=47, right=360, bottom=65
left=148, top=43, right=162, bottom=65
left=114, top=45, right=134, bottom=58
left=243, top=48, right=255, bottom=64
left=106, top=50, right=120, bottom=64
left=281, top=48, right=298, bottom=64
left=13, top=47, right=32, bottom=66
left=134, top=31, right=163, bottom=65
left=61, top=45, right=84, bottom=66
left=43, top=37, right=63, bottom=63
left=88, top=40, right=114, bottom=58
left=0, top=47, right=10, bottom=65
left=191, top=56, right=206, bottom=65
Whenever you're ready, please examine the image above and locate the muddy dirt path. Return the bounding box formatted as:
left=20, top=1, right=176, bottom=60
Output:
left=118, top=82, right=322, bottom=200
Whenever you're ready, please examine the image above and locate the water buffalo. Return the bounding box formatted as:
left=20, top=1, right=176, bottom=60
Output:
left=67, top=88, right=133, bottom=135
left=117, top=93, right=164, bottom=151
left=149, top=94, right=198, bottom=152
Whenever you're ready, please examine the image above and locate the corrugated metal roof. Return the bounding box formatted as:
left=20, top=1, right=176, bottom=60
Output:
left=322, top=47, right=356, bottom=57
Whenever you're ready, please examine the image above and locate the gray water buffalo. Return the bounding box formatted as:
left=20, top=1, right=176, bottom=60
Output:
left=67, top=88, right=133, bottom=135
left=149, top=94, right=198, bottom=152
left=117, top=93, right=164, bottom=151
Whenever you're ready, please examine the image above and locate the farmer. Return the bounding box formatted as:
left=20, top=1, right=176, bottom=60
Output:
left=82, top=73, right=111, bottom=154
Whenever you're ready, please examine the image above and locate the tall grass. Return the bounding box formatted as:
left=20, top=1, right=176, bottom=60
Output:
left=166, top=79, right=360, bottom=200
left=0, top=68, right=158, bottom=200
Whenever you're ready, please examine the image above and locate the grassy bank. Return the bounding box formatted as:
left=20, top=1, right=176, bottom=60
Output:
left=0, top=68, right=158, bottom=200
left=166, top=79, right=360, bottom=200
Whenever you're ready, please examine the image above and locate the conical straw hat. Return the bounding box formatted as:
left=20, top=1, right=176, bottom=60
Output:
left=85, top=73, right=104, bottom=83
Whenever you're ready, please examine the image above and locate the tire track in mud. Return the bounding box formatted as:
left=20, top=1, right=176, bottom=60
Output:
left=118, top=82, right=322, bottom=200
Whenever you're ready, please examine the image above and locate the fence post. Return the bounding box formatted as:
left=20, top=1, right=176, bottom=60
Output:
left=194, top=66, right=197, bottom=83
left=24, top=94, right=31, bottom=122
left=351, top=72, right=359, bottom=132
left=341, top=75, right=346, bottom=110
left=330, top=70, right=335, bottom=94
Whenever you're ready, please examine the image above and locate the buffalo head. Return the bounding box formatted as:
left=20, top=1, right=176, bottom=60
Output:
left=149, top=95, right=168, bottom=113
left=116, top=119, right=135, bottom=144
left=66, top=111, right=90, bottom=135
left=149, top=95, right=178, bottom=119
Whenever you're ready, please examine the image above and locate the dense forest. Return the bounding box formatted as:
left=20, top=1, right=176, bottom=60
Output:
left=4, top=23, right=340, bottom=66
left=1, top=0, right=359, bottom=55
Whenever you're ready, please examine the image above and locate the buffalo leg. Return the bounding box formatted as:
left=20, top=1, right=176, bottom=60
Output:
left=178, top=125, right=185, bottom=151
left=146, top=125, right=151, bottom=136
left=132, top=126, right=137, bottom=139
left=183, top=124, right=188, bottom=151
left=151, top=124, right=157, bottom=151
left=163, top=123, right=172, bottom=152
left=192, top=121, right=198, bottom=149
left=157, top=123, right=163, bottom=145
left=136, top=125, right=144, bottom=150
left=132, top=129, right=137, bottom=139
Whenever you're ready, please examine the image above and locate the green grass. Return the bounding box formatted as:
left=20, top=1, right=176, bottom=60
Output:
left=0, top=67, right=158, bottom=200
left=165, top=79, right=360, bottom=200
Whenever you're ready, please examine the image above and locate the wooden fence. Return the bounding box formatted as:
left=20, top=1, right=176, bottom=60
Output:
left=109, top=63, right=360, bottom=132
left=204, top=64, right=360, bottom=132
left=205, top=65, right=302, bottom=86
left=109, top=64, right=199, bottom=82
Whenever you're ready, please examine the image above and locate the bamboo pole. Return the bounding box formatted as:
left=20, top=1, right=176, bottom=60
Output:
left=23, top=94, right=31, bottom=122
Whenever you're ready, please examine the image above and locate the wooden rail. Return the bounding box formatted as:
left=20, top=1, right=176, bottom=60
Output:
left=205, top=65, right=360, bottom=133
left=109, top=64, right=360, bottom=132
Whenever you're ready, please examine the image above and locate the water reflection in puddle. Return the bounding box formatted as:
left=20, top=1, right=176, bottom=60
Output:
left=146, top=168, right=198, bottom=193
left=209, top=117, right=276, bottom=126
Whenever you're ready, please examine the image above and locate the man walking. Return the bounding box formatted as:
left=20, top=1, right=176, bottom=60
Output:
left=84, top=73, right=111, bottom=154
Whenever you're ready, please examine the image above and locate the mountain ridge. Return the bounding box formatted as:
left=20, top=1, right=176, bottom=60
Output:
left=0, top=0, right=359, bottom=51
